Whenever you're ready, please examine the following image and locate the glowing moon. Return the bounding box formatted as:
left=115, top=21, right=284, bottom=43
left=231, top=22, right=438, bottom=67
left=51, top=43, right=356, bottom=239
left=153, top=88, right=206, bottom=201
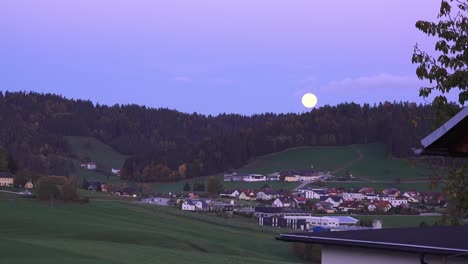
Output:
left=302, top=93, right=318, bottom=108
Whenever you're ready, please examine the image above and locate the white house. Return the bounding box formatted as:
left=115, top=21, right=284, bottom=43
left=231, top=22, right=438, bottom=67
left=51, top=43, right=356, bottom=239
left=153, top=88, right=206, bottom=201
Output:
left=301, top=189, right=329, bottom=199
left=111, top=168, right=121, bottom=176
left=297, top=175, right=321, bottom=182
left=220, top=190, right=240, bottom=198
left=0, top=172, right=13, bottom=187
left=388, top=198, right=408, bottom=207
left=342, top=192, right=364, bottom=201
left=322, top=196, right=343, bottom=208
left=272, top=197, right=294, bottom=208
left=266, top=173, right=281, bottom=181
left=81, top=162, right=97, bottom=170
left=243, top=174, right=266, bottom=182
left=277, top=226, right=468, bottom=264
left=282, top=215, right=340, bottom=228
left=182, top=199, right=209, bottom=211
left=402, top=191, right=420, bottom=203
left=256, top=190, right=281, bottom=201
left=364, top=194, right=380, bottom=201
left=182, top=200, right=196, bottom=211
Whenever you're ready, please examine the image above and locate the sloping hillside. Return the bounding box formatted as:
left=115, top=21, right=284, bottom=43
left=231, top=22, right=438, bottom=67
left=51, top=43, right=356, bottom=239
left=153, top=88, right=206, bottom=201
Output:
left=238, top=143, right=431, bottom=180
left=65, top=136, right=128, bottom=170
left=0, top=199, right=296, bottom=264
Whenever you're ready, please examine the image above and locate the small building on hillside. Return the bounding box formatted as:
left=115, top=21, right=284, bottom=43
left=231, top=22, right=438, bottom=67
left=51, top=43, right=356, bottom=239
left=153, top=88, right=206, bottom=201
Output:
left=284, top=175, right=298, bottom=182
left=219, top=189, right=240, bottom=198
left=142, top=197, right=172, bottom=206
left=111, top=168, right=121, bottom=176
left=239, top=190, right=257, bottom=201
left=81, top=162, right=97, bottom=170
left=266, top=173, right=281, bottom=181
left=244, top=174, right=267, bottom=182
left=25, top=181, right=34, bottom=189
left=272, top=197, right=296, bottom=208
left=0, top=172, right=14, bottom=187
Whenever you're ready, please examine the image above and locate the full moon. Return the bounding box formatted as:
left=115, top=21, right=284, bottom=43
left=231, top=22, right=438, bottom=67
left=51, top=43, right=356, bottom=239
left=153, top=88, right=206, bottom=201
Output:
left=302, top=93, right=318, bottom=108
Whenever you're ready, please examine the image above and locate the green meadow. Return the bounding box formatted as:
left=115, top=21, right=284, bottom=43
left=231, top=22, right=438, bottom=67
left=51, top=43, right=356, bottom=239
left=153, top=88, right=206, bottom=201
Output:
left=0, top=197, right=297, bottom=264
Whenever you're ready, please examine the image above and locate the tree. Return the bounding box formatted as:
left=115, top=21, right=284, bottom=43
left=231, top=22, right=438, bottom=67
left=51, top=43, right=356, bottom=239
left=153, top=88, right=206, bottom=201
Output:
left=206, top=176, right=220, bottom=196
left=0, top=147, right=10, bottom=171
left=36, top=177, right=61, bottom=200
left=183, top=182, right=190, bottom=192
left=14, top=169, right=31, bottom=187
left=412, top=0, right=468, bottom=106
left=413, top=0, right=468, bottom=221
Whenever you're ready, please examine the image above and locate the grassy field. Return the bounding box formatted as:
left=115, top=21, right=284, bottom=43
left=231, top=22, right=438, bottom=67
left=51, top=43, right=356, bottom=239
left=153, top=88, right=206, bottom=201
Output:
left=0, top=198, right=297, bottom=264
left=65, top=136, right=128, bottom=183
left=62, top=139, right=434, bottom=194
left=65, top=136, right=128, bottom=170
left=238, top=143, right=432, bottom=180
left=315, top=181, right=441, bottom=192
left=353, top=215, right=442, bottom=228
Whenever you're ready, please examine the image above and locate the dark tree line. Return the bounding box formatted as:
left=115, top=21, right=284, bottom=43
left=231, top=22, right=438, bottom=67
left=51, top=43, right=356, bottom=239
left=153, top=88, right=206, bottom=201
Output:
left=0, top=91, right=450, bottom=182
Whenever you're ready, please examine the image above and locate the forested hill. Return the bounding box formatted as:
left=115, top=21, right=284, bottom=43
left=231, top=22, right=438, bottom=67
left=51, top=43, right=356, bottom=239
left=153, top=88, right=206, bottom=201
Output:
left=0, top=91, right=445, bottom=182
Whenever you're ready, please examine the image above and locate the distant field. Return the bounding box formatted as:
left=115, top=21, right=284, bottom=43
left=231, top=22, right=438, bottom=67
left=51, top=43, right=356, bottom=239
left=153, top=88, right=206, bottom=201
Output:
left=65, top=136, right=128, bottom=170
left=316, top=181, right=441, bottom=192
left=0, top=199, right=297, bottom=264
left=238, top=143, right=432, bottom=181
left=353, top=215, right=442, bottom=228
left=65, top=136, right=128, bottom=183
left=238, top=145, right=358, bottom=175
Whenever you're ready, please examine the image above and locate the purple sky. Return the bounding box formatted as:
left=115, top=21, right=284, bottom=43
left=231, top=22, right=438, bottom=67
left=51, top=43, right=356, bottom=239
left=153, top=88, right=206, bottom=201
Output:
left=0, top=0, right=458, bottom=115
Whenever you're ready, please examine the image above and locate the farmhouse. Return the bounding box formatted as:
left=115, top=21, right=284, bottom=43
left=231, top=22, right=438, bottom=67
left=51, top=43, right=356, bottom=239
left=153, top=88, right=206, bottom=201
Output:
left=300, top=188, right=329, bottom=199
left=314, top=201, right=336, bottom=213
left=321, top=196, right=343, bottom=208
left=272, top=197, right=296, bottom=208
left=0, top=172, right=14, bottom=187
left=219, top=189, right=240, bottom=198
left=81, top=162, right=97, bottom=170
left=239, top=190, right=257, bottom=200
left=25, top=181, right=34, bottom=189
left=256, top=189, right=282, bottom=201
left=210, top=202, right=234, bottom=214
left=266, top=173, right=281, bottom=181
left=111, top=168, right=120, bottom=176
left=284, top=175, right=298, bottom=182
left=142, top=197, right=171, bottom=206
left=367, top=201, right=392, bottom=212
left=181, top=199, right=209, bottom=211
left=277, top=226, right=468, bottom=264
left=244, top=174, right=266, bottom=182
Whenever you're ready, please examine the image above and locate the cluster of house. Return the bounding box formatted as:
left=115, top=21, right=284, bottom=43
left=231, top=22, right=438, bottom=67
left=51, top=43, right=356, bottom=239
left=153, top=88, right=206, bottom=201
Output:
left=80, top=161, right=121, bottom=176
left=0, top=172, right=33, bottom=189
left=223, top=170, right=331, bottom=182
left=219, top=186, right=446, bottom=214
left=295, top=187, right=446, bottom=213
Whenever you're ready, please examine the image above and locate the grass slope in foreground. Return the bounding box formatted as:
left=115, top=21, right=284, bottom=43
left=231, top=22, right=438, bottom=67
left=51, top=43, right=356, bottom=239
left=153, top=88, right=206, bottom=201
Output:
left=0, top=199, right=296, bottom=264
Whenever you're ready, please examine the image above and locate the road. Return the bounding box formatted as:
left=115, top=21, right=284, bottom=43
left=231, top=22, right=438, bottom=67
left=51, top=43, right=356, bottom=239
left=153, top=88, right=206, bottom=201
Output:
left=0, top=190, right=31, bottom=196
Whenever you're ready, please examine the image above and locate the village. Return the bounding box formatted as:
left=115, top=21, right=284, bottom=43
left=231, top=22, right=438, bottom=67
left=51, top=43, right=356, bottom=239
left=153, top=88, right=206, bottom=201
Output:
left=0, top=162, right=446, bottom=233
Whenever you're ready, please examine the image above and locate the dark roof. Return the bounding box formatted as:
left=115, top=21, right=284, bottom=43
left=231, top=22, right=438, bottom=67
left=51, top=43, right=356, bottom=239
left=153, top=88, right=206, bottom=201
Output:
left=0, top=172, right=13, bottom=178
left=417, top=107, right=468, bottom=157
left=277, top=225, right=468, bottom=257
left=255, top=206, right=282, bottom=213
